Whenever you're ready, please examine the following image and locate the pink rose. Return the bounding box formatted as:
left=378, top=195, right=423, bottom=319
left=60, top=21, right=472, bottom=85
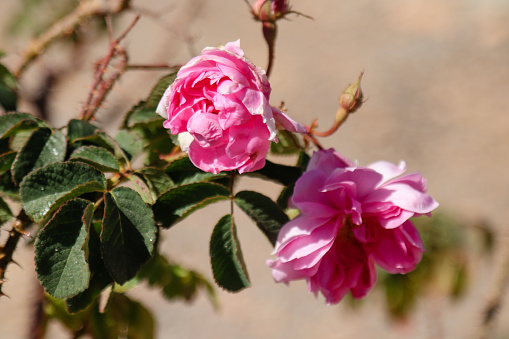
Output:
left=253, top=0, right=289, bottom=21
left=267, top=149, right=438, bottom=304
left=156, top=40, right=306, bottom=174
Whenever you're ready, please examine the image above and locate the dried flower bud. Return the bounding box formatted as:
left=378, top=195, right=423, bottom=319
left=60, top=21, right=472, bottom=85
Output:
left=252, top=0, right=289, bottom=22
left=339, top=71, right=364, bottom=113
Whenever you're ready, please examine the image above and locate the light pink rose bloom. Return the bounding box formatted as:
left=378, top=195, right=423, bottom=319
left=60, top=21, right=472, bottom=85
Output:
left=267, top=148, right=438, bottom=304
left=156, top=40, right=306, bottom=174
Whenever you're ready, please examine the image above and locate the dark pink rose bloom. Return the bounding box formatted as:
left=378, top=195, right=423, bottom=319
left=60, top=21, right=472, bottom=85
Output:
left=157, top=40, right=306, bottom=174
left=267, top=148, right=438, bottom=304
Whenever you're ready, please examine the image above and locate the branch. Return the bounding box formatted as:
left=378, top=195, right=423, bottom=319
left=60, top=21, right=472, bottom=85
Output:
left=13, top=0, right=131, bottom=78
left=80, top=15, right=140, bottom=122
left=477, top=240, right=509, bottom=339
left=0, top=210, right=31, bottom=297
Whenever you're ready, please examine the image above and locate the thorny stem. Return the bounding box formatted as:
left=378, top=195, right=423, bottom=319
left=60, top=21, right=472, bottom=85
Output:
left=80, top=15, right=140, bottom=122
left=0, top=210, right=31, bottom=297
left=477, top=240, right=509, bottom=339
left=13, top=0, right=131, bottom=78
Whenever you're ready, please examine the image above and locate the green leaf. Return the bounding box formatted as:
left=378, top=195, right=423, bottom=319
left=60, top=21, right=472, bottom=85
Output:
left=0, top=196, right=13, bottom=226
left=249, top=159, right=303, bottom=186
left=101, top=187, right=157, bottom=284
left=74, top=131, right=130, bottom=165
left=66, top=270, right=113, bottom=313
left=0, top=151, right=16, bottom=173
left=0, top=170, right=18, bottom=200
left=10, top=129, right=35, bottom=152
left=35, top=199, right=93, bottom=298
left=153, top=182, right=230, bottom=228
left=126, top=104, right=164, bottom=128
left=164, top=156, right=227, bottom=185
left=234, top=191, right=289, bottom=246
left=135, top=168, right=174, bottom=197
left=20, top=162, right=107, bottom=222
left=70, top=146, right=120, bottom=173
left=129, top=168, right=174, bottom=204
left=270, top=130, right=302, bottom=155
left=128, top=174, right=155, bottom=205
left=145, top=72, right=177, bottom=108
left=114, top=129, right=144, bottom=159
left=67, top=119, right=99, bottom=143
left=138, top=253, right=217, bottom=307
left=209, top=214, right=250, bottom=292
left=12, top=128, right=66, bottom=184
left=0, top=63, right=18, bottom=111
left=276, top=184, right=295, bottom=210
left=106, top=293, right=155, bottom=339
left=0, top=112, right=46, bottom=139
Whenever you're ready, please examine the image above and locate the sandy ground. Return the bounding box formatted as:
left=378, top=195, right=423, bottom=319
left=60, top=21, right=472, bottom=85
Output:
left=1, top=0, right=509, bottom=338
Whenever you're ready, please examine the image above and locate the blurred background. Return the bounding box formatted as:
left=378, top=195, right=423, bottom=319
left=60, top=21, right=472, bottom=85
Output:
left=1, top=0, right=509, bottom=338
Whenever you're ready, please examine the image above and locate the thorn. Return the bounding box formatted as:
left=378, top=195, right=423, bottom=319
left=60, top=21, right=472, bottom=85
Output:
left=0, top=290, right=10, bottom=298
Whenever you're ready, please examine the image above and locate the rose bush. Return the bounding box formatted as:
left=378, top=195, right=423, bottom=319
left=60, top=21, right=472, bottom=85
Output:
left=267, top=148, right=439, bottom=304
left=156, top=40, right=306, bottom=174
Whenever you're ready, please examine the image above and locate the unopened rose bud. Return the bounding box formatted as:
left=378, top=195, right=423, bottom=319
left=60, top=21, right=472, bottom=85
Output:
left=339, top=71, right=364, bottom=113
left=252, top=0, right=289, bottom=22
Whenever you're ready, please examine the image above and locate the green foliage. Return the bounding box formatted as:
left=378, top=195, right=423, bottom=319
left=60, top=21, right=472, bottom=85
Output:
left=114, top=129, right=144, bottom=160
left=129, top=168, right=174, bottom=205
left=45, top=292, right=155, bottom=339
left=0, top=112, right=46, bottom=139
left=374, top=213, right=491, bottom=320
left=0, top=63, right=18, bottom=111
left=0, top=68, right=312, bottom=339
left=20, top=161, right=107, bottom=222
left=101, top=187, right=157, bottom=284
left=12, top=128, right=66, bottom=184
left=0, top=196, right=13, bottom=226
left=270, top=130, right=303, bottom=155
left=165, top=156, right=228, bottom=185
left=138, top=253, right=217, bottom=307
left=153, top=182, right=230, bottom=228
left=234, top=190, right=289, bottom=246
left=35, top=199, right=93, bottom=298
left=210, top=214, right=250, bottom=292
left=249, top=159, right=303, bottom=186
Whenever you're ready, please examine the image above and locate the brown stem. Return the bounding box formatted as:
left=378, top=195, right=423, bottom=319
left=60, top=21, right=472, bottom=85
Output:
left=13, top=0, right=131, bottom=78
left=477, top=240, right=509, bottom=339
left=0, top=210, right=31, bottom=297
left=308, top=107, right=349, bottom=137
left=303, top=133, right=324, bottom=150
left=80, top=15, right=140, bottom=122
